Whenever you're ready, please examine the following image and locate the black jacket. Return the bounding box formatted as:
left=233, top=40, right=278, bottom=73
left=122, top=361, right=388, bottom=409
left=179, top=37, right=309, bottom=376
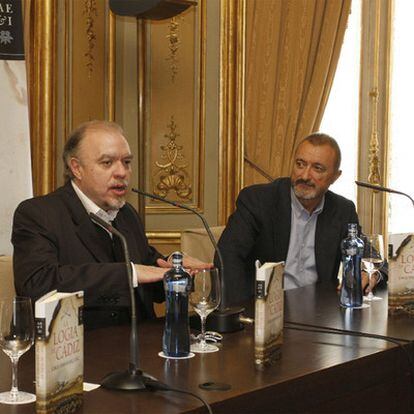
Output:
left=12, top=182, right=164, bottom=329
left=217, top=177, right=360, bottom=305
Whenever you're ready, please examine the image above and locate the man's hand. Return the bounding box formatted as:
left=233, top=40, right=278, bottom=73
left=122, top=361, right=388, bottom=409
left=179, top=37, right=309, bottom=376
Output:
left=182, top=255, right=213, bottom=270
left=134, top=264, right=168, bottom=283
left=157, top=255, right=213, bottom=271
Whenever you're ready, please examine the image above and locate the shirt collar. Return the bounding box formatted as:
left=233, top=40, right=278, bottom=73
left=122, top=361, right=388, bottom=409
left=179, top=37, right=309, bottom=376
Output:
left=71, top=181, right=119, bottom=223
left=290, top=187, right=325, bottom=218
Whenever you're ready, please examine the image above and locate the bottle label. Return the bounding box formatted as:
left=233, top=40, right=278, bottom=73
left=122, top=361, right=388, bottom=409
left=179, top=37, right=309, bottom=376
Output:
left=345, top=247, right=357, bottom=256
left=165, top=279, right=189, bottom=293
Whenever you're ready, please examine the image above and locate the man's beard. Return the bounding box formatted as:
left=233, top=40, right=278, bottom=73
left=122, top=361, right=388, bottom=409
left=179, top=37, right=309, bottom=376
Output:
left=107, top=198, right=126, bottom=211
left=292, top=179, right=319, bottom=200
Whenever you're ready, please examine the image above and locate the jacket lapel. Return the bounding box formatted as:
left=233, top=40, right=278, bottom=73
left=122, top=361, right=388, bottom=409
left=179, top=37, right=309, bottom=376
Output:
left=315, top=193, right=342, bottom=281
left=60, top=183, right=113, bottom=263
left=113, top=208, right=142, bottom=264
left=271, top=178, right=292, bottom=260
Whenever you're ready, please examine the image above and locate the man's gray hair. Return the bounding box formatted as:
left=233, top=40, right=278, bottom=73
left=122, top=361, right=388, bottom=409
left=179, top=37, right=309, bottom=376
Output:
left=297, top=132, right=342, bottom=171
left=62, top=120, right=124, bottom=182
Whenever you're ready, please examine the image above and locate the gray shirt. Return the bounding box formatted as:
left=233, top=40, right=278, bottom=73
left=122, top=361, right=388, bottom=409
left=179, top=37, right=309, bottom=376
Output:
left=284, top=189, right=325, bottom=290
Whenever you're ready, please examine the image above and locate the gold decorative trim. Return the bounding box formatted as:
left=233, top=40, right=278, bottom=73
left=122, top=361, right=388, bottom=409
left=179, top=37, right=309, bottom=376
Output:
left=31, top=0, right=57, bottom=195
left=64, top=1, right=71, bottom=138
left=107, top=10, right=116, bottom=121
left=368, top=88, right=381, bottom=186
left=146, top=232, right=182, bottom=245
left=382, top=0, right=393, bottom=248
left=137, top=19, right=147, bottom=220
left=83, top=0, right=97, bottom=79
left=219, top=0, right=246, bottom=224
left=166, top=17, right=180, bottom=82
left=153, top=115, right=192, bottom=200
left=368, top=0, right=381, bottom=233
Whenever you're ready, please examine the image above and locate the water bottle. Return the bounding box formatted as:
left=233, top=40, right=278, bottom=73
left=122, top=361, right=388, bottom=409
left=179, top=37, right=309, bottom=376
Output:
left=162, top=251, right=192, bottom=357
left=339, top=223, right=364, bottom=308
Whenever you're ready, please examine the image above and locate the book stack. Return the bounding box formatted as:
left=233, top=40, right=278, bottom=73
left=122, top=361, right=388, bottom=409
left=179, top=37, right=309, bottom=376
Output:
left=35, top=290, right=84, bottom=414
left=254, top=261, right=284, bottom=368
left=388, top=234, right=414, bottom=316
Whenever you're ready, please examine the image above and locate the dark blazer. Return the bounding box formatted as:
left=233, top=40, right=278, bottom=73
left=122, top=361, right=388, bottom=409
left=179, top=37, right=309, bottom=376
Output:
left=217, top=177, right=360, bottom=305
left=12, top=182, right=164, bottom=329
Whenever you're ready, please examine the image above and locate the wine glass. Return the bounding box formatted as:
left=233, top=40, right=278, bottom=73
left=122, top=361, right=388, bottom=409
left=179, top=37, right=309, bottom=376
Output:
left=190, top=268, right=221, bottom=353
left=362, top=234, right=384, bottom=302
left=0, top=297, right=36, bottom=404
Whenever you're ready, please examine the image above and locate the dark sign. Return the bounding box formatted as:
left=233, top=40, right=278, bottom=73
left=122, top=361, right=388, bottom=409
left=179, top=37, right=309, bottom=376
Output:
left=0, top=0, right=24, bottom=60
left=109, top=0, right=196, bottom=20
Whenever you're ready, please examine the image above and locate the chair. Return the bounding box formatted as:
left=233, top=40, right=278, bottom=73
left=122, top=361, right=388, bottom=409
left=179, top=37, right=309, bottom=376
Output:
left=180, top=226, right=225, bottom=263
left=0, top=256, right=16, bottom=301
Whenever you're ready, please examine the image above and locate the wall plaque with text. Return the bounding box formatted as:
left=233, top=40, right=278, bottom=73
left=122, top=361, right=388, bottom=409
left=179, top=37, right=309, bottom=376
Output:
left=0, top=0, right=24, bottom=60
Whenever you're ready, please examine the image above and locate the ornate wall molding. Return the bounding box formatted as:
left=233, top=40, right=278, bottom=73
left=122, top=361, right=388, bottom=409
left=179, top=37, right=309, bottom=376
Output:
left=142, top=1, right=206, bottom=215
left=66, top=0, right=114, bottom=132
left=153, top=115, right=192, bottom=200
left=83, top=0, right=97, bottom=79
left=166, top=17, right=180, bottom=82
left=29, top=0, right=57, bottom=195
left=358, top=0, right=392, bottom=236
left=218, top=0, right=246, bottom=224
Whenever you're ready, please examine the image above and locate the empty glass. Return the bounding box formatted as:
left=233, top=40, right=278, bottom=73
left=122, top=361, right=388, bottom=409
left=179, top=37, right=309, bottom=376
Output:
left=0, top=297, right=36, bottom=404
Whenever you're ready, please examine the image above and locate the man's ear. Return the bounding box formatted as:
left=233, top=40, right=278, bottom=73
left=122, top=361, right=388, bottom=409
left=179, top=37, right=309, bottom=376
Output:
left=331, top=169, right=342, bottom=184
left=69, top=157, right=82, bottom=180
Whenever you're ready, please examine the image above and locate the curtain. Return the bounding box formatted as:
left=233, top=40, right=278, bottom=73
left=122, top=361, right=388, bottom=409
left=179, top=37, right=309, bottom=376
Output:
left=244, top=0, right=351, bottom=186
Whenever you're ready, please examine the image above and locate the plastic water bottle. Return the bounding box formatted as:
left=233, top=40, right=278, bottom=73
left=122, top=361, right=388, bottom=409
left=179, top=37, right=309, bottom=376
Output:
left=162, top=251, right=192, bottom=357
left=340, top=223, right=364, bottom=308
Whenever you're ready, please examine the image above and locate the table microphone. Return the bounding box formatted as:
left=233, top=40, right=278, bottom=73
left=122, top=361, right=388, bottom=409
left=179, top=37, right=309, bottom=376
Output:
left=131, top=187, right=246, bottom=332
left=89, top=213, right=157, bottom=390
left=355, top=181, right=414, bottom=207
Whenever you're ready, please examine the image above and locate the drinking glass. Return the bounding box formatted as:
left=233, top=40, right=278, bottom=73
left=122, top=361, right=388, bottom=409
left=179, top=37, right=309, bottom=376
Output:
left=190, top=268, right=221, bottom=353
left=0, top=297, right=36, bottom=404
left=362, top=234, right=384, bottom=302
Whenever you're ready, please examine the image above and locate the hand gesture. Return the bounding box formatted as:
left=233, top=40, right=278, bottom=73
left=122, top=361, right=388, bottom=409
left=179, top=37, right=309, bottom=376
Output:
left=135, top=264, right=168, bottom=283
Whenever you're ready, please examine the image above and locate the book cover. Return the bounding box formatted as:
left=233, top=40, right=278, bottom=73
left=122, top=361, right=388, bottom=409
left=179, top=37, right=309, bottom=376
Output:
left=35, top=290, right=84, bottom=414
left=254, top=261, right=284, bottom=367
left=388, top=234, right=414, bottom=316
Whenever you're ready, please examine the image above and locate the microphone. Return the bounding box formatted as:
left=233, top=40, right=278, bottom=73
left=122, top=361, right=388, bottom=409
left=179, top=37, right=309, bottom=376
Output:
left=131, top=187, right=245, bottom=333
left=355, top=181, right=414, bottom=207
left=89, top=212, right=157, bottom=390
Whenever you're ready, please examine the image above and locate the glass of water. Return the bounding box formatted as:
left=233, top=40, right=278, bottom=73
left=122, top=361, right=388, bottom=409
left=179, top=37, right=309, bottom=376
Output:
left=362, top=234, right=384, bottom=301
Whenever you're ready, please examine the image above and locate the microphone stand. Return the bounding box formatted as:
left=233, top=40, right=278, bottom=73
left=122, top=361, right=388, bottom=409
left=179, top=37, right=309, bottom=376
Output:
left=355, top=181, right=414, bottom=207
left=90, top=213, right=156, bottom=390
left=132, top=188, right=245, bottom=333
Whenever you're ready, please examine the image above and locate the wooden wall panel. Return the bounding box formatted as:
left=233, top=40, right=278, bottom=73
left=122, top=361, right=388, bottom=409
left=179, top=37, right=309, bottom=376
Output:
left=142, top=3, right=205, bottom=214
left=64, top=0, right=115, bottom=136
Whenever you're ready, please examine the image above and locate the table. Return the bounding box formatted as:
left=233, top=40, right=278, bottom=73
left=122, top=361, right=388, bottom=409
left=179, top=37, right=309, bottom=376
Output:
left=1, top=284, right=414, bottom=413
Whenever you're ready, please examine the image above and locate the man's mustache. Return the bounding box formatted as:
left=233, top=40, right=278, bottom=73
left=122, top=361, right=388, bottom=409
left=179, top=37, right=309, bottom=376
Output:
left=294, top=179, right=315, bottom=188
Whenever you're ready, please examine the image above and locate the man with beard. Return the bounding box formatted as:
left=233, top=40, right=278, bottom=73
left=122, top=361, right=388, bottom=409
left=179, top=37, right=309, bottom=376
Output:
left=12, top=120, right=209, bottom=329
left=217, top=133, right=379, bottom=306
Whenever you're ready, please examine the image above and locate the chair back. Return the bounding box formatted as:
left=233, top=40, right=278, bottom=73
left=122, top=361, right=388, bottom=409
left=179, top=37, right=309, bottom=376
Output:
left=0, top=256, right=15, bottom=301
left=180, top=226, right=225, bottom=263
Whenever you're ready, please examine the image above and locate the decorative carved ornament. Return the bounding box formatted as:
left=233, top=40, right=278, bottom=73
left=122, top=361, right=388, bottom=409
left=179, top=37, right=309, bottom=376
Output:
left=83, top=0, right=97, bottom=79
left=153, top=115, right=192, bottom=200
left=368, top=88, right=381, bottom=185
left=166, top=17, right=180, bottom=82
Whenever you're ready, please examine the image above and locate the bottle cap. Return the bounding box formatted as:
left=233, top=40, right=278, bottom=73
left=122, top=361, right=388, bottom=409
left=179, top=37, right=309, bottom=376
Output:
left=171, top=251, right=183, bottom=265
left=348, top=223, right=358, bottom=234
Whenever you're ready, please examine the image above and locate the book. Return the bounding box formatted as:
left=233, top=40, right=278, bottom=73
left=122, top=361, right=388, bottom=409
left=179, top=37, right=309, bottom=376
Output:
left=35, top=290, right=84, bottom=414
left=254, top=261, right=284, bottom=367
left=388, top=234, right=414, bottom=316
